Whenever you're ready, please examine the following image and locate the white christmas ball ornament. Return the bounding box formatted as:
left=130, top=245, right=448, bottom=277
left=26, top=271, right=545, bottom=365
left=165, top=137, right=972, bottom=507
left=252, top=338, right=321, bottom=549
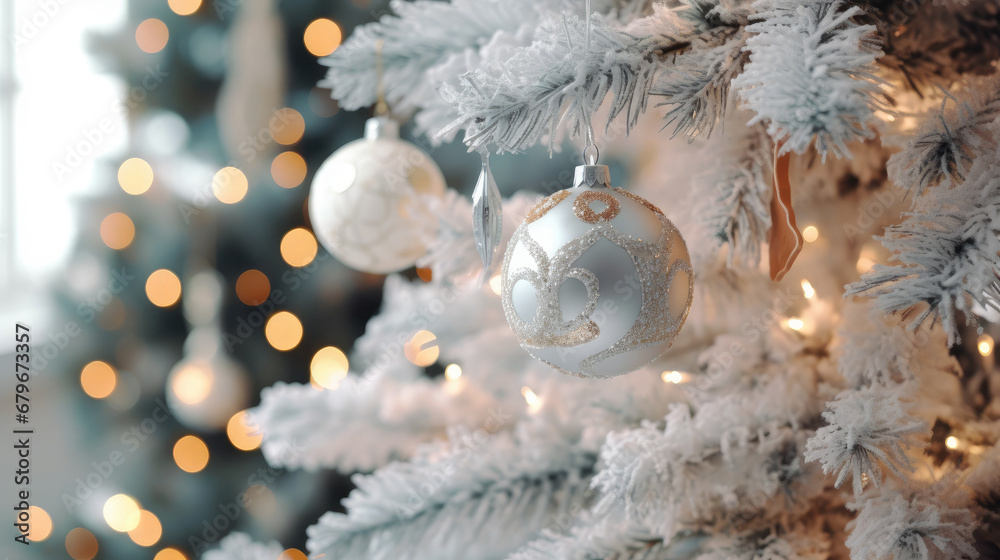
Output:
left=309, top=117, right=447, bottom=274
left=501, top=165, right=693, bottom=378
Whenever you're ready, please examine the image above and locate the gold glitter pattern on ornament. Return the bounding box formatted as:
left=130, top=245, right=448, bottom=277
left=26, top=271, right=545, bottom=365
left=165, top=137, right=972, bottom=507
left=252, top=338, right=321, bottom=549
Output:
left=573, top=191, right=620, bottom=223
left=614, top=187, right=664, bottom=216
left=501, top=184, right=694, bottom=378
left=525, top=190, right=570, bottom=224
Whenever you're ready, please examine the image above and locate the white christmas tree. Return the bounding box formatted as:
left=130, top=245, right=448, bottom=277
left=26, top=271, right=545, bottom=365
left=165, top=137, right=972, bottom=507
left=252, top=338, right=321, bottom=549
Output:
left=211, top=1, right=1000, bottom=558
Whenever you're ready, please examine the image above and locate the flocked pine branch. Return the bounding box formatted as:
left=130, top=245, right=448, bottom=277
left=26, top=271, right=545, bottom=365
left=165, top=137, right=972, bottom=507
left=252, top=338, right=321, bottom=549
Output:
left=320, top=0, right=556, bottom=113
left=202, top=532, right=284, bottom=560
left=249, top=378, right=497, bottom=473
left=845, top=493, right=979, bottom=560
left=590, top=353, right=821, bottom=538
left=804, top=387, right=925, bottom=497
left=700, top=123, right=772, bottom=267
left=845, top=153, right=1000, bottom=345
left=442, top=7, right=691, bottom=153
left=733, top=0, right=886, bottom=158
left=887, top=77, right=1000, bottom=198
left=306, top=428, right=596, bottom=560
left=692, top=530, right=831, bottom=560
left=652, top=2, right=750, bottom=139
left=653, top=39, right=747, bottom=139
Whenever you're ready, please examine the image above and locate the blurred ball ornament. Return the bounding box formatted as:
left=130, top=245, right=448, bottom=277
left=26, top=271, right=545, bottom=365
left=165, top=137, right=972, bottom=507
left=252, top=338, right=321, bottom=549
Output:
left=309, top=117, right=446, bottom=273
left=166, top=328, right=250, bottom=430
left=167, top=270, right=249, bottom=430
left=501, top=164, right=693, bottom=378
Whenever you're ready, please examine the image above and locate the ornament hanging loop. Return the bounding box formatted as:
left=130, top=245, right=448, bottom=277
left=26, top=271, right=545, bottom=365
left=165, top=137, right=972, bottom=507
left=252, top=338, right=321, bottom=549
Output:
left=374, top=38, right=389, bottom=118
left=583, top=143, right=599, bottom=166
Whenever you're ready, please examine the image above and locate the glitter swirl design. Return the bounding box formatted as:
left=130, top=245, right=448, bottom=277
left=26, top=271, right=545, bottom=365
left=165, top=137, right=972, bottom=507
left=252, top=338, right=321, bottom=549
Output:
left=525, top=190, right=570, bottom=224
left=501, top=181, right=694, bottom=378
left=573, top=191, right=621, bottom=223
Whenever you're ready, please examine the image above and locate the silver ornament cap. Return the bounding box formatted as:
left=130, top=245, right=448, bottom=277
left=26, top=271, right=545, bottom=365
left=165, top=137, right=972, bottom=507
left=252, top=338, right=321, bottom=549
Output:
left=573, top=164, right=611, bottom=189
left=364, top=116, right=399, bottom=140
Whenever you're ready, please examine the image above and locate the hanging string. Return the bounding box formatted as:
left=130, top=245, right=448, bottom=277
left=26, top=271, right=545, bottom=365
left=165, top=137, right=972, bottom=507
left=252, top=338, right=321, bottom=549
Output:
left=375, top=38, right=389, bottom=117
left=582, top=0, right=599, bottom=165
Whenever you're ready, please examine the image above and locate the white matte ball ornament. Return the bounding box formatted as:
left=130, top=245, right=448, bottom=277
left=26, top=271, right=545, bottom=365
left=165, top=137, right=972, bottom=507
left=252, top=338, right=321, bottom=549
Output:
left=309, top=117, right=447, bottom=274
left=501, top=165, right=693, bottom=378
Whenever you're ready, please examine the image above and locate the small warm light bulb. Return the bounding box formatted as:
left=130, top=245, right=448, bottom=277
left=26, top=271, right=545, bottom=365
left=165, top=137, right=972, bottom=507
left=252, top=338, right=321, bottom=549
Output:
left=128, top=510, right=162, bottom=547
left=103, top=494, right=142, bottom=532
left=787, top=318, right=804, bottom=331
left=404, top=330, right=439, bottom=367
left=801, top=279, right=815, bottom=299
left=27, top=506, right=53, bottom=541
left=444, top=364, right=462, bottom=381
left=977, top=334, right=993, bottom=356
left=521, top=386, right=539, bottom=407
left=802, top=225, right=819, bottom=243
left=265, top=311, right=304, bottom=351
left=661, top=371, right=683, bottom=384
left=945, top=436, right=959, bottom=449
left=310, top=346, right=349, bottom=389
left=489, top=275, right=502, bottom=296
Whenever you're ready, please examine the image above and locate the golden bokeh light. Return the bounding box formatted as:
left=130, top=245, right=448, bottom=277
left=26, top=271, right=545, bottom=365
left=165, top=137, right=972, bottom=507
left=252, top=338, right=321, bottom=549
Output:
left=136, top=18, right=169, bottom=53
left=154, top=548, right=188, bottom=560
left=802, top=225, right=819, bottom=243
left=212, top=166, right=249, bottom=204
left=303, top=18, right=342, bottom=57
left=271, top=108, right=305, bottom=145
left=173, top=435, right=210, bottom=473
left=787, top=317, right=805, bottom=331
left=444, top=364, right=462, bottom=381
left=311, top=346, right=349, bottom=389
left=128, top=510, right=162, bottom=547
left=227, top=410, right=263, bottom=451
left=489, top=274, right=502, bottom=295
left=945, top=436, right=959, bottom=449
left=100, top=212, right=136, bottom=250
left=118, top=158, right=154, bottom=195
left=146, top=269, right=182, bottom=308
left=521, top=386, right=539, bottom=407
left=404, top=330, right=439, bottom=367
left=801, top=279, right=815, bottom=299
left=279, top=549, right=309, bottom=560
left=236, top=269, right=271, bottom=306
left=271, top=151, right=308, bottom=189
left=168, top=0, right=201, bottom=16
left=81, top=360, right=117, bottom=399
left=978, top=334, right=994, bottom=356
left=65, top=527, right=99, bottom=560
left=103, top=494, right=141, bottom=532
left=26, top=506, right=53, bottom=542
left=170, top=362, right=214, bottom=405
left=661, top=370, right=683, bottom=384
left=265, top=311, right=303, bottom=351
left=280, top=228, right=318, bottom=267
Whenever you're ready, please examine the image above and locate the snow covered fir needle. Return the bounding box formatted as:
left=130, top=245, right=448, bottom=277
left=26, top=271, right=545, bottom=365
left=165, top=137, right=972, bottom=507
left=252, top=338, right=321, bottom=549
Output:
left=203, top=0, right=1000, bottom=558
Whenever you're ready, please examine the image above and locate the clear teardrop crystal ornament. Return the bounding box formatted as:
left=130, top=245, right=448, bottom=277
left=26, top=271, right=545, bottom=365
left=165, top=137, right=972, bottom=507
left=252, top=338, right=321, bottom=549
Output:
left=472, top=149, right=503, bottom=277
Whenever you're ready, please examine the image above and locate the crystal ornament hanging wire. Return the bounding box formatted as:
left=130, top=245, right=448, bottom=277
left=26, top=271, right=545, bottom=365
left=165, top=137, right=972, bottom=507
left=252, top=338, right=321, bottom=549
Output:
left=472, top=147, right=503, bottom=282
